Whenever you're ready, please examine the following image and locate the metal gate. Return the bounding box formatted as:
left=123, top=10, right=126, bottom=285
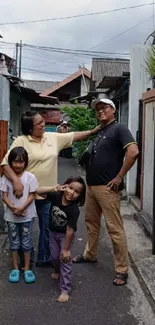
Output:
left=136, top=100, right=143, bottom=198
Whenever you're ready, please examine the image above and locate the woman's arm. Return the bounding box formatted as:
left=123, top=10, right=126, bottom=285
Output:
left=1, top=137, right=25, bottom=198
left=73, top=124, right=101, bottom=142
left=2, top=165, right=24, bottom=198
left=2, top=165, right=23, bottom=192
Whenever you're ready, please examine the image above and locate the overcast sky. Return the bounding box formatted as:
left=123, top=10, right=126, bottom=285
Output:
left=0, top=0, right=154, bottom=81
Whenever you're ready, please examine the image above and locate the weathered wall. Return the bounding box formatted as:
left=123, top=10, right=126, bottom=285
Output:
left=0, top=75, right=10, bottom=231
left=127, top=43, right=151, bottom=196
left=80, top=76, right=90, bottom=96
left=9, top=91, right=31, bottom=145
left=119, top=94, right=128, bottom=127
left=0, top=75, right=10, bottom=121
left=142, top=101, right=155, bottom=217
left=0, top=77, right=31, bottom=230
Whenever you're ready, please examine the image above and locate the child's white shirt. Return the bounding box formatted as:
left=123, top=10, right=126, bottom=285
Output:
left=0, top=171, right=38, bottom=223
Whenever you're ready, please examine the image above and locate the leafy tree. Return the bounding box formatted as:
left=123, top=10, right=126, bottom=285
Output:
left=61, top=105, right=97, bottom=156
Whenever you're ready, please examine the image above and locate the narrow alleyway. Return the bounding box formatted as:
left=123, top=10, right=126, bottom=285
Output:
left=0, top=158, right=154, bottom=325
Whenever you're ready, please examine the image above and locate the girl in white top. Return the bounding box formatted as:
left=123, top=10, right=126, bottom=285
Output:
left=0, top=147, right=38, bottom=284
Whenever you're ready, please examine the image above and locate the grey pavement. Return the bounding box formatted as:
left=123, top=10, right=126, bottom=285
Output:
left=0, top=157, right=155, bottom=325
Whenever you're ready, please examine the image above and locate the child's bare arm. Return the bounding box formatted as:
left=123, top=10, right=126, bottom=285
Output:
left=63, top=226, right=74, bottom=251
left=13, top=192, right=35, bottom=216
left=2, top=192, right=15, bottom=210
left=61, top=226, right=74, bottom=262
left=21, top=192, right=35, bottom=210
left=36, top=186, right=56, bottom=197
left=36, top=185, right=66, bottom=197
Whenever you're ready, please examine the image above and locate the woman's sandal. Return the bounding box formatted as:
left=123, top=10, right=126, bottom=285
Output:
left=113, top=272, right=128, bottom=286
left=72, top=255, right=97, bottom=264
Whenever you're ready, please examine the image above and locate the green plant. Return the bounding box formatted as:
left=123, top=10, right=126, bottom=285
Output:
left=61, top=105, right=97, bottom=156
left=146, top=46, right=155, bottom=78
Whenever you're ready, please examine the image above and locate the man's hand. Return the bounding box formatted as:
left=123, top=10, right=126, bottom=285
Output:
left=61, top=249, right=71, bottom=263
left=13, top=179, right=23, bottom=198
left=106, top=175, right=122, bottom=192
left=13, top=206, right=25, bottom=217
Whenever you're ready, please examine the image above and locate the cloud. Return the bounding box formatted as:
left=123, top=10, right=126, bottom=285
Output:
left=0, top=0, right=154, bottom=80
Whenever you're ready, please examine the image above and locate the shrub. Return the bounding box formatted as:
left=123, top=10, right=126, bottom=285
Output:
left=61, top=105, right=97, bottom=156
left=146, top=46, right=155, bottom=78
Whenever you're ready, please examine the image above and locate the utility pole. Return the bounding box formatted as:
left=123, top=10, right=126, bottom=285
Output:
left=15, top=43, right=19, bottom=76
left=19, top=40, right=22, bottom=78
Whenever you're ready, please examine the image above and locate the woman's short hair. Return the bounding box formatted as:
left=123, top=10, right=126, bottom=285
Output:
left=8, top=146, right=28, bottom=169
left=21, top=111, right=38, bottom=135
left=64, top=176, right=86, bottom=206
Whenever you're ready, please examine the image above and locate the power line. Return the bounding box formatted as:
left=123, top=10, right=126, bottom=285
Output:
left=23, top=44, right=129, bottom=57
left=22, top=56, right=79, bottom=69
left=0, top=41, right=15, bottom=45
left=23, top=43, right=129, bottom=55
left=0, top=3, right=153, bottom=25
left=22, top=68, right=70, bottom=76
left=89, top=14, right=153, bottom=51
left=0, top=40, right=129, bottom=56
left=1, top=15, right=150, bottom=75
left=22, top=53, right=78, bottom=64
left=51, top=15, right=150, bottom=64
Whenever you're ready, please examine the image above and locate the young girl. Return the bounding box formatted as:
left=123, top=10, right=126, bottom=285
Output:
left=0, top=147, right=38, bottom=284
left=36, top=176, right=86, bottom=303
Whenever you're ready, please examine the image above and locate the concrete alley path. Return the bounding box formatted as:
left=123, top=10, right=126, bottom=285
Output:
left=0, top=157, right=154, bottom=325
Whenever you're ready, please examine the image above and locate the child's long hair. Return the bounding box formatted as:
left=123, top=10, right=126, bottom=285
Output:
left=8, top=146, right=28, bottom=169
left=64, top=176, right=86, bottom=206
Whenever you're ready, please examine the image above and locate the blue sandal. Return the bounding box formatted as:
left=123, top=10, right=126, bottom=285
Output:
left=24, top=270, right=36, bottom=284
left=8, top=269, right=20, bottom=283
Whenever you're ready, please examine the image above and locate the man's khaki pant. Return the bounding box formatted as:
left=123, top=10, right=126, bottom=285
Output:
left=83, top=185, right=129, bottom=274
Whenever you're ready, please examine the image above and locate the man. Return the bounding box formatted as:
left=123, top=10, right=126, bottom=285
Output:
left=56, top=120, right=63, bottom=133
left=73, top=99, right=139, bottom=286
left=57, top=121, right=71, bottom=158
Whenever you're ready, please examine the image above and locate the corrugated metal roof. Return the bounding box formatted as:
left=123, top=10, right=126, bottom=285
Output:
left=97, top=76, right=128, bottom=90
left=92, top=58, right=130, bottom=87
left=41, top=68, right=91, bottom=96
left=24, top=79, right=56, bottom=93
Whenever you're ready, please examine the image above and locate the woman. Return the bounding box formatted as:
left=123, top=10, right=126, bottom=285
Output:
left=1, top=110, right=100, bottom=267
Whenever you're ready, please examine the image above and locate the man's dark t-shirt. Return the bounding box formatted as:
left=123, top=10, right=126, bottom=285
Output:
left=86, top=121, right=136, bottom=187
left=46, top=192, right=80, bottom=233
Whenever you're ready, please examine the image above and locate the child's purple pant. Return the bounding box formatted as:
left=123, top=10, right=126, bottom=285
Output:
left=49, top=231, right=73, bottom=294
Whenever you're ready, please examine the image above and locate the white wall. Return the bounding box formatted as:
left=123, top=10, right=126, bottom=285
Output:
left=80, top=76, right=90, bottom=96
left=127, top=43, right=151, bottom=196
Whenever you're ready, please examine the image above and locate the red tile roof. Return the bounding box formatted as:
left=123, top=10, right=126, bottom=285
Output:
left=41, top=68, right=91, bottom=96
